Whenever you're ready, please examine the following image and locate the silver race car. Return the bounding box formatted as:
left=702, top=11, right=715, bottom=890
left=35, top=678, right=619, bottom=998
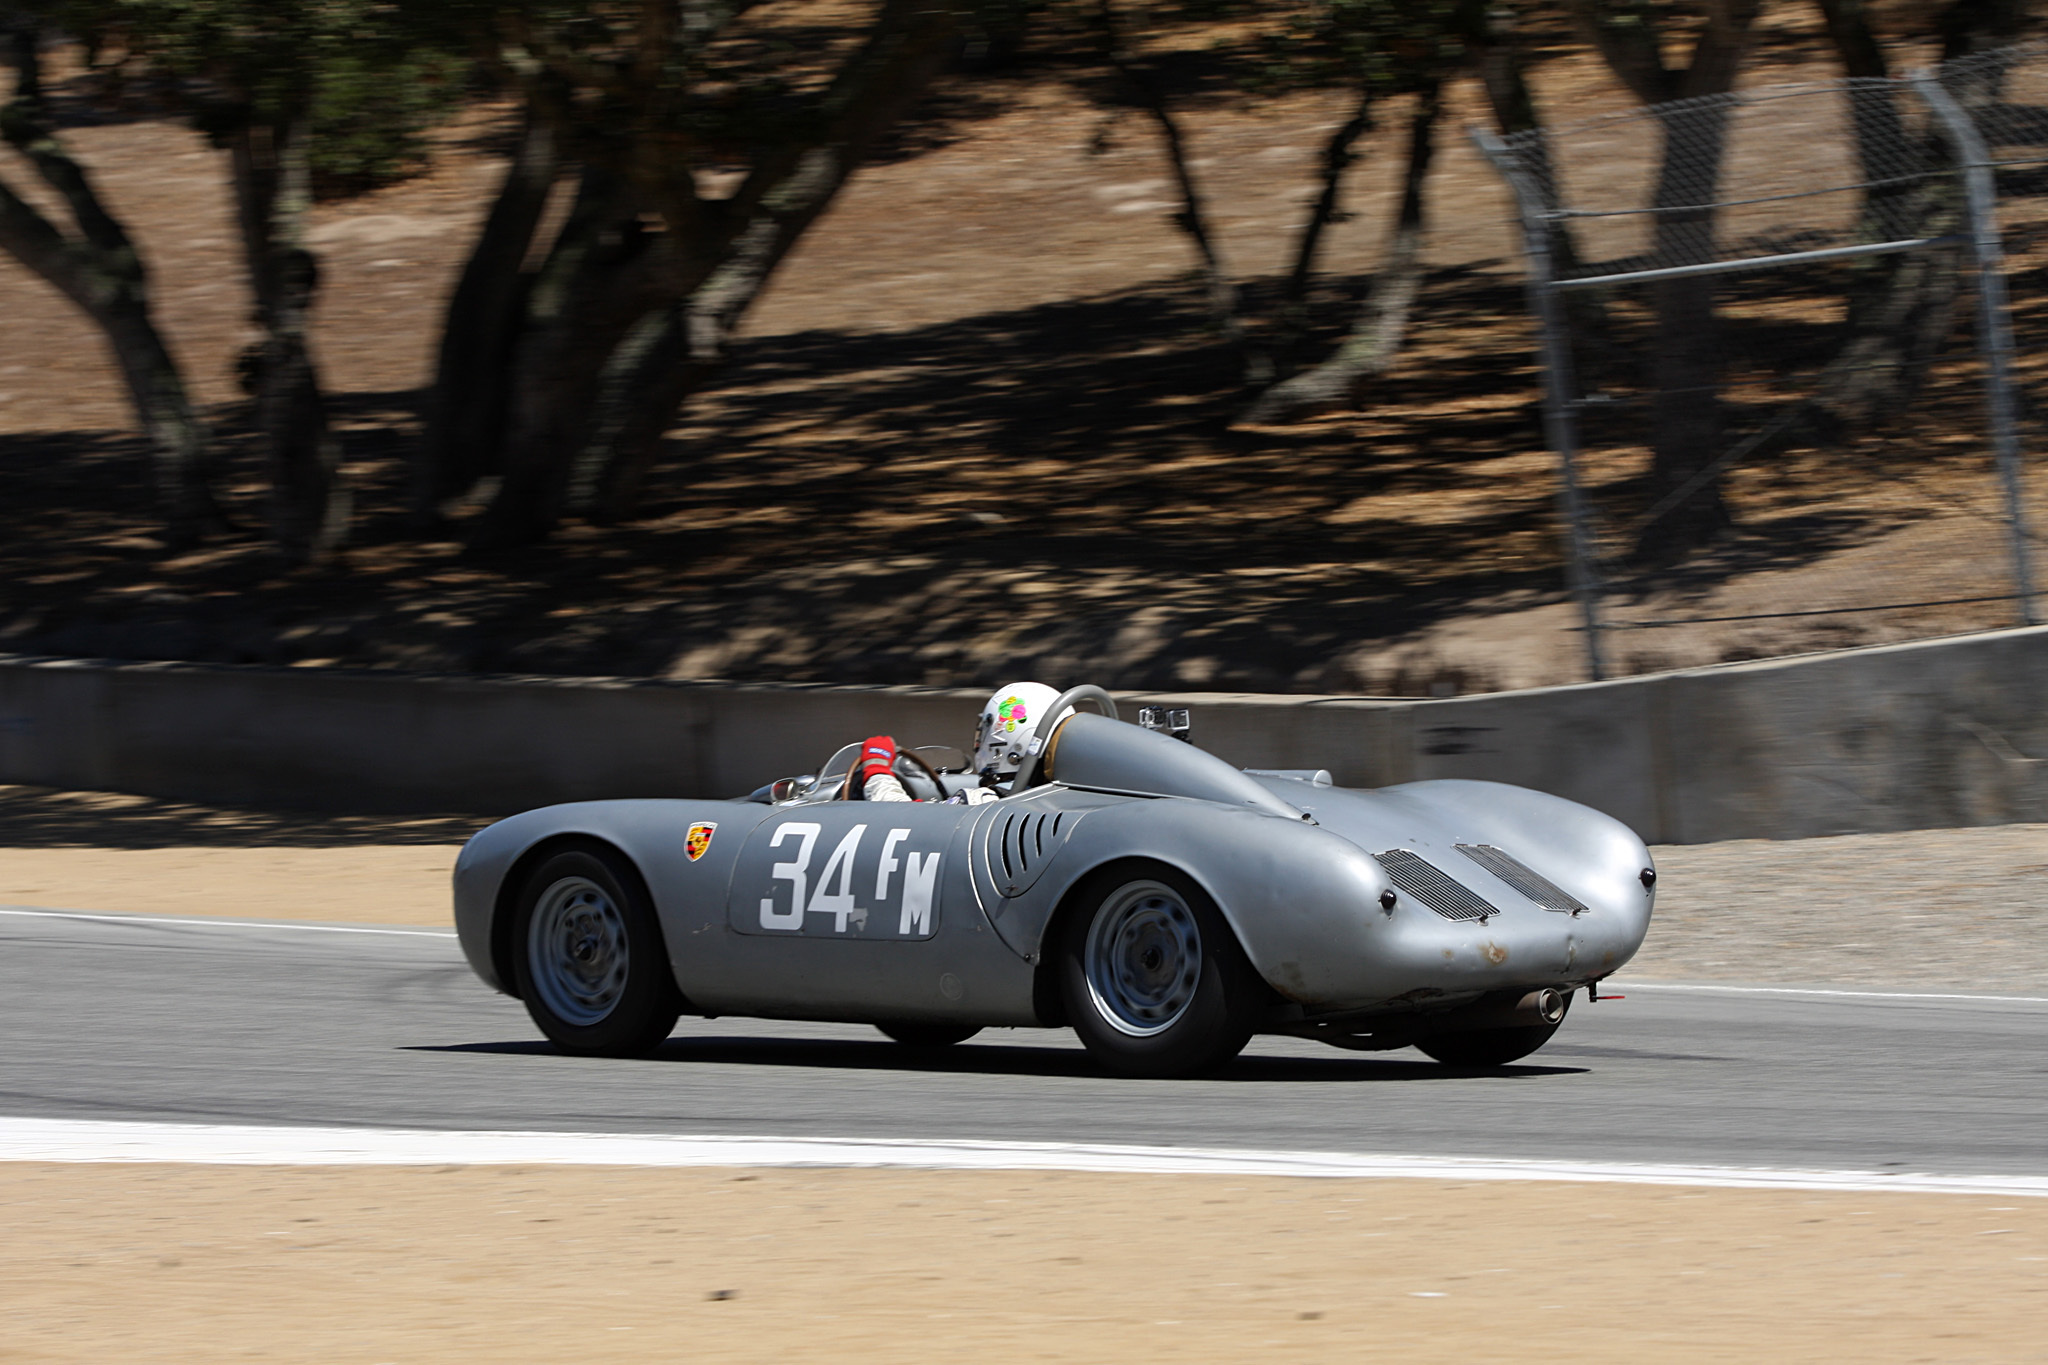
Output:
left=452, top=686, right=1655, bottom=1077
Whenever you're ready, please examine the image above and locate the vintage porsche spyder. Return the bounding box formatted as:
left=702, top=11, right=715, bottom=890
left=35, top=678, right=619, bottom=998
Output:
left=452, top=686, right=1655, bottom=1077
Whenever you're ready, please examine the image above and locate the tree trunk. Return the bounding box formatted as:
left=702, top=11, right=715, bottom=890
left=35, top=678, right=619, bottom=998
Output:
left=229, top=119, right=347, bottom=563
left=1239, top=82, right=1441, bottom=427
left=570, top=305, right=700, bottom=521
left=1468, top=1, right=1608, bottom=362
left=1815, top=0, right=1888, bottom=77
left=576, top=154, right=866, bottom=521
left=1817, top=0, right=1918, bottom=242
left=1937, top=0, right=2028, bottom=61
left=583, top=7, right=971, bottom=520
left=1633, top=101, right=1735, bottom=559
left=465, top=0, right=961, bottom=546
left=416, top=107, right=559, bottom=520
left=1817, top=177, right=1965, bottom=432
left=1094, top=0, right=1254, bottom=381
left=469, top=168, right=668, bottom=547
left=1806, top=0, right=1965, bottom=431
left=1567, top=0, right=1759, bottom=562
left=0, top=23, right=220, bottom=544
left=1468, top=0, right=1584, bottom=273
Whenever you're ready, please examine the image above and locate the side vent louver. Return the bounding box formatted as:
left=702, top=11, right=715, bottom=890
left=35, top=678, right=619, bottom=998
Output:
left=1373, top=850, right=1499, bottom=922
left=989, top=807, right=1071, bottom=896
left=1455, top=843, right=1588, bottom=915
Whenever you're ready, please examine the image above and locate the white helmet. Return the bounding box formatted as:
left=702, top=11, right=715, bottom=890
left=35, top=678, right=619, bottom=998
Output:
left=973, top=681, right=1063, bottom=779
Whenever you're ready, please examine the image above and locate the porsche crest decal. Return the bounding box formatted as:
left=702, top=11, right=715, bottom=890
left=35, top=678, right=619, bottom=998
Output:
left=686, top=822, right=717, bottom=862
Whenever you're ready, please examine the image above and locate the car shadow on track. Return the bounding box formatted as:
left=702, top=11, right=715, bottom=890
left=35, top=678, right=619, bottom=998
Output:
left=411, top=1037, right=1588, bottom=1082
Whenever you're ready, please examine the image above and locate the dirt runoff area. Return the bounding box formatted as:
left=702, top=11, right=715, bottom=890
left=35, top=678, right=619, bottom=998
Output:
left=0, top=1163, right=2042, bottom=1364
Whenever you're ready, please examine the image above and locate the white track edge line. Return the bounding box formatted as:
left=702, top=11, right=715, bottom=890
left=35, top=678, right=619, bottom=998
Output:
left=1613, top=980, right=2048, bottom=1005
left=0, top=907, right=454, bottom=938
left=3, top=1118, right=2044, bottom=1196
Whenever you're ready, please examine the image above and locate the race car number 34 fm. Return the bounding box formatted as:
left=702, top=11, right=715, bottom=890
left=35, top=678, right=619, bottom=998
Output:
left=731, top=813, right=947, bottom=941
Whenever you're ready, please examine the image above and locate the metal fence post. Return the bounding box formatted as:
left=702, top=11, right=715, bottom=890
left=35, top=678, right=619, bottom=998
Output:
left=1915, top=70, right=2039, bottom=627
left=1473, top=129, right=1607, bottom=680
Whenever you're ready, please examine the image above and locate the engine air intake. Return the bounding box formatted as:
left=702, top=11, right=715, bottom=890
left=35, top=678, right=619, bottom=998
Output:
left=1373, top=850, right=1499, bottom=922
left=1455, top=843, right=1588, bottom=915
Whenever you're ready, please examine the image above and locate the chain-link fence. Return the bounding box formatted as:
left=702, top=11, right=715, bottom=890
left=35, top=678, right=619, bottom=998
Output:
left=1475, top=44, right=2048, bottom=681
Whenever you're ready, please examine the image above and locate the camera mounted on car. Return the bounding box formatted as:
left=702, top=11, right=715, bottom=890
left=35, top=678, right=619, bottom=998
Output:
left=1137, top=706, right=1192, bottom=743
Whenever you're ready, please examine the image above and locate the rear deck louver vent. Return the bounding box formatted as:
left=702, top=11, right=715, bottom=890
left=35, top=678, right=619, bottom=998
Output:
left=1455, top=843, right=1588, bottom=915
left=1373, top=850, right=1499, bottom=922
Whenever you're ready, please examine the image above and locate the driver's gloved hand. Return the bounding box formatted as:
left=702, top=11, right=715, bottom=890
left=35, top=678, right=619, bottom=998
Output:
left=859, top=735, right=898, bottom=784
left=859, top=735, right=914, bottom=803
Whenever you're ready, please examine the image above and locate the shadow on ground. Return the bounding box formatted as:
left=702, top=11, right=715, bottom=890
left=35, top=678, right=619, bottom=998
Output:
left=415, top=1036, right=1588, bottom=1082
left=0, top=784, right=488, bottom=848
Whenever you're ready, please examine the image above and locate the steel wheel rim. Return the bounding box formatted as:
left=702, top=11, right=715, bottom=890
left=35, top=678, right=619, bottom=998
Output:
left=1083, top=879, right=1203, bottom=1037
left=527, top=875, right=630, bottom=1027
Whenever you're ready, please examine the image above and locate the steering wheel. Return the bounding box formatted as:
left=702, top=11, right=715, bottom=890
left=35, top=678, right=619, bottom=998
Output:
left=1010, top=684, right=1119, bottom=792
left=839, top=742, right=948, bottom=801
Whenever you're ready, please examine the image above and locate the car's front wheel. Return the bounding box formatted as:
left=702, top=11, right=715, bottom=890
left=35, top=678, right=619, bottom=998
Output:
left=512, top=843, right=682, bottom=1057
left=1059, top=866, right=1264, bottom=1078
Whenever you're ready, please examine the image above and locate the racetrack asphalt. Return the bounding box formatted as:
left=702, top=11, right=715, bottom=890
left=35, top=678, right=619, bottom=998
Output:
left=3, top=907, right=2044, bottom=1179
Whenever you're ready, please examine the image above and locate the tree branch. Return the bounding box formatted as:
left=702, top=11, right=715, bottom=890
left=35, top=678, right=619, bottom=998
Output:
left=0, top=172, right=99, bottom=311
left=1269, top=85, right=1375, bottom=370
left=571, top=3, right=967, bottom=517
left=714, top=0, right=957, bottom=231
left=419, top=99, right=561, bottom=514
left=1239, top=81, right=1443, bottom=427
left=2, top=53, right=135, bottom=262
left=1094, top=0, right=1250, bottom=375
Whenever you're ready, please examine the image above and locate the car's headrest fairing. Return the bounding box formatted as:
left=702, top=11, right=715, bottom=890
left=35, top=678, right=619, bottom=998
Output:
left=1041, top=712, right=1306, bottom=820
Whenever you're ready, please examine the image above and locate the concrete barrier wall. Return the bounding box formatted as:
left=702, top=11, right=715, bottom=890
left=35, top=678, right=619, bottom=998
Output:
left=4, top=626, right=2046, bottom=843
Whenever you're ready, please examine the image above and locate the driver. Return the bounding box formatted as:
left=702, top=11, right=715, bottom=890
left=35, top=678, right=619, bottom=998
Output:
left=857, top=680, right=1063, bottom=803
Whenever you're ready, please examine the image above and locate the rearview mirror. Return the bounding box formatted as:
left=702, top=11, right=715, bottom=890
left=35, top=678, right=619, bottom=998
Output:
left=770, top=774, right=817, bottom=802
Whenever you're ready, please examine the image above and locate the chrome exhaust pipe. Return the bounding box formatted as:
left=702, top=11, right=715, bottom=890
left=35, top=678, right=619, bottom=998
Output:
left=1429, top=987, right=1570, bottom=1035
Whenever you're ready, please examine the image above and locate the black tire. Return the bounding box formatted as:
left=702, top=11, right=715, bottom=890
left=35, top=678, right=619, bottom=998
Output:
left=1058, top=865, right=1265, bottom=1078
left=1416, top=1018, right=1565, bottom=1068
left=511, top=843, right=682, bottom=1057
left=875, top=1023, right=982, bottom=1048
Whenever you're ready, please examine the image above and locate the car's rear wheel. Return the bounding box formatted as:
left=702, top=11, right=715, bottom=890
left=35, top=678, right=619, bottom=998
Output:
left=1416, top=1017, right=1566, bottom=1068
left=1059, top=867, right=1263, bottom=1078
left=875, top=1023, right=982, bottom=1047
left=512, top=844, right=681, bottom=1057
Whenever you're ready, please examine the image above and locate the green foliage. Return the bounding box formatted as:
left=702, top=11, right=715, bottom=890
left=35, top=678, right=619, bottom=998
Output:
left=1069, top=0, right=1477, bottom=104
left=1245, top=0, right=1472, bottom=96
left=410, top=2, right=968, bottom=176
left=34, top=0, right=469, bottom=196
left=302, top=44, right=465, bottom=197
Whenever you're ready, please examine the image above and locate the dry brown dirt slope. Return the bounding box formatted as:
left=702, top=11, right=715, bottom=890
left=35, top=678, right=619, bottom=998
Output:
left=3, top=9, right=2045, bottom=695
